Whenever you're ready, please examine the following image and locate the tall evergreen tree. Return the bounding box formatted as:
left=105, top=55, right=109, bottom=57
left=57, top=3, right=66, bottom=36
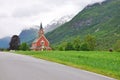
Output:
left=9, top=35, right=20, bottom=50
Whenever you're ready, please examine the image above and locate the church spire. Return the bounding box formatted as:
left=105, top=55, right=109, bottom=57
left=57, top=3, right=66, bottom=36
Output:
left=38, top=22, right=44, bottom=37
left=40, top=22, right=43, bottom=30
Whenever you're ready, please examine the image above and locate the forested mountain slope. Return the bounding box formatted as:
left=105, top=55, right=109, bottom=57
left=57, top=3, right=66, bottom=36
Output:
left=45, top=0, right=120, bottom=50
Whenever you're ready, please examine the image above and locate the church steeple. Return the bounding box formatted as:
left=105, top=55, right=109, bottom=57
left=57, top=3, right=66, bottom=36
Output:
left=31, top=22, right=52, bottom=51
left=40, top=22, right=43, bottom=30
left=38, top=22, right=44, bottom=37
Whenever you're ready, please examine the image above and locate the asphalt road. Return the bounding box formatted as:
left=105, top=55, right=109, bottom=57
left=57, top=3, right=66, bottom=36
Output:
left=0, top=52, right=115, bottom=80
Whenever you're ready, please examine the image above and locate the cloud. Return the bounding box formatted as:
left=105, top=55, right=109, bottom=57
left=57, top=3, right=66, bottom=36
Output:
left=0, top=0, right=105, bottom=39
left=12, top=4, right=52, bottom=18
left=0, top=14, right=9, bottom=18
left=0, top=17, right=24, bottom=38
left=43, top=0, right=70, bottom=6
left=11, top=0, right=75, bottom=18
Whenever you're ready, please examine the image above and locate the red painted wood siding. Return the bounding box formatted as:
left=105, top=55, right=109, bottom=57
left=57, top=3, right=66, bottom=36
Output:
left=36, top=35, right=49, bottom=47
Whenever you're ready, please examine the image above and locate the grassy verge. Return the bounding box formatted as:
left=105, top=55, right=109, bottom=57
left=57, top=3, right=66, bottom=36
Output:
left=16, top=51, right=120, bottom=79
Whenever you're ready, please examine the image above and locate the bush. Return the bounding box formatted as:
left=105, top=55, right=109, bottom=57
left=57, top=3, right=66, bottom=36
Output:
left=65, top=42, right=74, bottom=51
left=81, top=43, right=89, bottom=51
left=114, top=40, right=120, bottom=52
left=84, top=35, right=96, bottom=51
left=19, top=43, right=29, bottom=51
left=73, top=36, right=81, bottom=51
left=58, top=42, right=67, bottom=51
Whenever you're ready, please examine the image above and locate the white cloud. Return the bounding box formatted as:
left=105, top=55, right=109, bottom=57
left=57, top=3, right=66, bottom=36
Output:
left=0, top=0, right=105, bottom=39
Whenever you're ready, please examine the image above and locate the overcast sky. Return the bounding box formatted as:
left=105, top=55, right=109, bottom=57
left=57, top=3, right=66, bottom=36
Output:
left=0, top=0, right=105, bottom=39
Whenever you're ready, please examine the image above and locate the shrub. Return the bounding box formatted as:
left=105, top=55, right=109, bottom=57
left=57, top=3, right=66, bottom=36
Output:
left=19, top=43, right=29, bottom=51
left=65, top=42, right=74, bottom=51
left=114, top=40, right=120, bottom=52
left=81, top=43, right=89, bottom=51
left=84, top=35, right=96, bottom=51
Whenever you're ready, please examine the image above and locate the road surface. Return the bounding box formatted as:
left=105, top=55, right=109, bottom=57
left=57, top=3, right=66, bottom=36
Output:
left=0, top=52, right=115, bottom=80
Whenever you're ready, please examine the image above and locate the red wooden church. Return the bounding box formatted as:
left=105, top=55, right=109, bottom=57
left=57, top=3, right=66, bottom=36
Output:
left=31, top=23, right=52, bottom=51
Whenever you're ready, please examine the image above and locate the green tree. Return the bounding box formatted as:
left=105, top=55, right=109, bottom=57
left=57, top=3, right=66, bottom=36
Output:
left=114, top=40, right=120, bottom=52
left=84, top=35, right=96, bottom=51
left=58, top=42, right=67, bottom=51
left=9, top=35, right=20, bottom=50
left=65, top=42, right=74, bottom=51
left=19, top=43, right=29, bottom=51
left=73, top=36, right=81, bottom=51
left=81, top=43, right=89, bottom=51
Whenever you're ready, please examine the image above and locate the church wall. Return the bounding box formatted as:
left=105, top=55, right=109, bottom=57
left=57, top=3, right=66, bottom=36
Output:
left=36, top=36, right=49, bottom=47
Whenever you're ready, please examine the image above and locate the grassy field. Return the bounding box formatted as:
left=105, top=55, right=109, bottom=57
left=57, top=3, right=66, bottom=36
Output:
left=16, top=51, right=120, bottom=79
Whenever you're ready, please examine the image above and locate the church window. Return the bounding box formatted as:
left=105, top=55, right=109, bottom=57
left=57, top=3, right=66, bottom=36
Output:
left=41, top=40, right=44, bottom=46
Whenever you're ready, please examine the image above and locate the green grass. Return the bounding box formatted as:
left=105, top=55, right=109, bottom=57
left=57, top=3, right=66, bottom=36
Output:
left=16, top=51, right=120, bottom=79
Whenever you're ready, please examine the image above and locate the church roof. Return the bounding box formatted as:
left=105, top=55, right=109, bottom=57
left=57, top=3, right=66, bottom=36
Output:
left=32, top=35, right=49, bottom=44
left=33, top=38, right=39, bottom=43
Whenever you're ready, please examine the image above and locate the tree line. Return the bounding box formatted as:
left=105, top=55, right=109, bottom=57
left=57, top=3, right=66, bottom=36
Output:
left=4, top=34, right=119, bottom=52
left=56, top=35, right=96, bottom=51
left=53, top=35, right=120, bottom=52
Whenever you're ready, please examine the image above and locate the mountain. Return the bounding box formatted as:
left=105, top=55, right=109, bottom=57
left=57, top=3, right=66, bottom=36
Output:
left=19, top=26, right=39, bottom=45
left=45, top=0, right=120, bottom=50
left=0, top=26, right=39, bottom=48
left=0, top=37, right=11, bottom=48
left=0, top=26, right=39, bottom=49
left=19, top=15, right=74, bottom=46
left=44, top=15, right=74, bottom=33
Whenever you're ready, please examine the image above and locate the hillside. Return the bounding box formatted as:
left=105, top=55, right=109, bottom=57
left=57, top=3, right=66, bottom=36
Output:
left=45, top=0, right=120, bottom=50
left=19, top=15, right=74, bottom=46
left=19, top=27, right=39, bottom=45
left=0, top=26, right=39, bottom=49
left=44, top=15, right=74, bottom=33
left=0, top=37, right=11, bottom=48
